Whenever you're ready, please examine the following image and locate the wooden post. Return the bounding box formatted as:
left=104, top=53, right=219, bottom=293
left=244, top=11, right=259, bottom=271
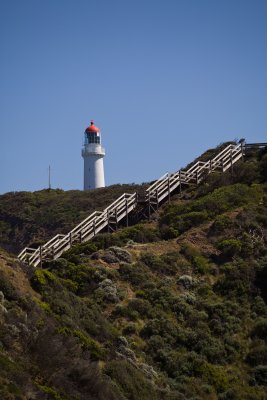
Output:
left=230, top=149, right=233, bottom=174
left=179, top=171, right=182, bottom=197
left=168, top=174, right=171, bottom=202
left=240, top=140, right=245, bottom=161
left=115, top=207, right=118, bottom=230
left=69, top=232, right=72, bottom=246
left=93, top=219, right=96, bottom=236
left=39, top=246, right=43, bottom=268
left=148, top=191, right=151, bottom=220
left=107, top=210, right=110, bottom=232
left=156, top=188, right=159, bottom=210
left=79, top=231, right=82, bottom=243
left=125, top=199, right=129, bottom=227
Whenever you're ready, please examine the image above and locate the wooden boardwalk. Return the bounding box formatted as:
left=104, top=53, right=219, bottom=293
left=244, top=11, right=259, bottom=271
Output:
left=18, top=142, right=266, bottom=267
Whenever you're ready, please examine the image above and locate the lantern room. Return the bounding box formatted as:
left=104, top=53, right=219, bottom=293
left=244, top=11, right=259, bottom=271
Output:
left=84, top=121, right=101, bottom=145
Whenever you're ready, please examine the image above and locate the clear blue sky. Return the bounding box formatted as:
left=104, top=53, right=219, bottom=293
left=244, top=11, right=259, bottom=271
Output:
left=0, top=0, right=266, bottom=194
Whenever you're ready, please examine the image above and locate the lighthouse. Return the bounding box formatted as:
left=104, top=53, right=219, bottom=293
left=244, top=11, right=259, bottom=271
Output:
left=82, top=120, right=105, bottom=190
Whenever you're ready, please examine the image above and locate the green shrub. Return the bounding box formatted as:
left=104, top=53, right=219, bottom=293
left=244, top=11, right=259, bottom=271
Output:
left=217, top=239, right=242, bottom=257
left=251, top=319, right=267, bottom=340
left=127, top=298, right=152, bottom=318
left=119, top=262, right=155, bottom=288
left=63, top=242, right=98, bottom=262
left=49, top=262, right=104, bottom=295
left=0, top=353, right=18, bottom=374
left=105, top=360, right=159, bottom=400
left=160, top=184, right=262, bottom=238
left=256, top=258, right=267, bottom=302
left=116, top=224, right=160, bottom=244
left=140, top=253, right=178, bottom=275
left=180, top=242, right=200, bottom=259
left=61, top=278, right=79, bottom=293
left=231, top=159, right=261, bottom=185
left=37, top=384, right=66, bottom=400
left=159, top=225, right=179, bottom=239
left=160, top=211, right=209, bottom=236
left=164, top=350, right=206, bottom=379
left=58, top=327, right=105, bottom=360
left=252, top=296, right=267, bottom=317
left=239, top=233, right=255, bottom=257
left=199, top=363, right=229, bottom=392
left=161, top=252, right=189, bottom=274
left=139, top=286, right=179, bottom=312
left=108, top=246, right=132, bottom=263
left=0, top=271, right=19, bottom=301
left=215, top=261, right=256, bottom=297
left=122, top=322, right=138, bottom=335
left=112, top=304, right=139, bottom=321
left=246, top=342, right=267, bottom=366
left=253, top=365, right=267, bottom=385
left=38, top=301, right=52, bottom=313
left=140, top=317, right=179, bottom=343
left=209, top=214, right=233, bottom=235
left=91, top=224, right=160, bottom=251
left=31, top=269, right=57, bottom=291
left=192, top=255, right=210, bottom=274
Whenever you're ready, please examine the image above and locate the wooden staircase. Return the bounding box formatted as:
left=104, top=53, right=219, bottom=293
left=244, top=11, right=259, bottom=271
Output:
left=18, top=141, right=266, bottom=267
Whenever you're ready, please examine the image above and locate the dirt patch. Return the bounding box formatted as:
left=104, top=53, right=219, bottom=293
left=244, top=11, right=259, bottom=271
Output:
left=126, top=239, right=180, bottom=257
left=0, top=250, right=39, bottom=299
left=177, top=223, right=219, bottom=256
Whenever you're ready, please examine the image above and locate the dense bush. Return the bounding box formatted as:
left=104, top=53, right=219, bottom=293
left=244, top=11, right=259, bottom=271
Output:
left=209, top=214, right=233, bottom=235
left=251, top=319, right=267, bottom=340
left=256, top=258, right=267, bottom=302
left=118, top=262, right=156, bottom=288
left=140, top=252, right=180, bottom=275
left=58, top=327, right=105, bottom=360
left=161, top=211, right=209, bottom=236
left=246, top=341, right=267, bottom=366
left=160, top=184, right=262, bottom=238
left=253, top=365, right=267, bottom=386
left=217, top=239, right=242, bottom=257
left=31, top=269, right=58, bottom=292
left=0, top=271, right=19, bottom=301
left=215, top=261, right=257, bottom=297
left=105, top=360, right=160, bottom=400
left=114, top=224, right=160, bottom=244
left=192, top=255, right=210, bottom=274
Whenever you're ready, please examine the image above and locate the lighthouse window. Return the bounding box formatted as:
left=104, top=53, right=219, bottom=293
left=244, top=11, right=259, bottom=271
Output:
left=88, top=133, right=100, bottom=144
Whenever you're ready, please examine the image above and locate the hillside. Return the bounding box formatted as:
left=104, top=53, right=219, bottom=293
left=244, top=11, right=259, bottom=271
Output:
left=0, top=145, right=266, bottom=399
left=0, top=183, right=142, bottom=254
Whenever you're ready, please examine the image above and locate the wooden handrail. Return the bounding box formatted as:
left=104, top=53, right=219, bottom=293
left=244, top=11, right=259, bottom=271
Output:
left=18, top=141, right=264, bottom=268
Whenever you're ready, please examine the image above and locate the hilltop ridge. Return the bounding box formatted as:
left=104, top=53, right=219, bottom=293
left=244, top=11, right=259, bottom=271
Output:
left=0, top=183, right=142, bottom=254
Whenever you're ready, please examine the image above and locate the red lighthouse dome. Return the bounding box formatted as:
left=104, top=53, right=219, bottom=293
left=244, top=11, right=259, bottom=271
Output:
left=85, top=120, right=100, bottom=133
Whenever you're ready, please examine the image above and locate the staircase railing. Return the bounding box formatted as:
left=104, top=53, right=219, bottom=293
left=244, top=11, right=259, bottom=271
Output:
left=18, top=192, right=137, bottom=267
left=18, top=141, right=265, bottom=267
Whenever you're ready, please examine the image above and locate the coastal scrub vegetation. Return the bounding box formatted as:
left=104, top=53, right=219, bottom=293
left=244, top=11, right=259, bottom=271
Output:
left=0, top=144, right=266, bottom=399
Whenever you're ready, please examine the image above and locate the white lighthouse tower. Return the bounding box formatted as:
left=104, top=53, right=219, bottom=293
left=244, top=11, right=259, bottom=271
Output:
left=82, top=120, right=105, bottom=190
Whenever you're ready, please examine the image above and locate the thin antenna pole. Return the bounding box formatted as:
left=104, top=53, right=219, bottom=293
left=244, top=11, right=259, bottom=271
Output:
left=48, top=165, right=51, bottom=190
